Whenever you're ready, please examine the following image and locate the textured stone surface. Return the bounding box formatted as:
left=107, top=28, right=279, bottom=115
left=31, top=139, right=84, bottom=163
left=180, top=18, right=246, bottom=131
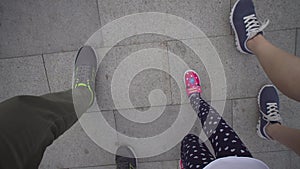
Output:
left=0, top=0, right=100, bottom=58
left=0, top=55, right=49, bottom=102
left=69, top=160, right=178, bottom=169
left=95, top=42, right=171, bottom=110
left=290, top=151, right=300, bottom=169
left=43, top=51, right=76, bottom=93
left=166, top=0, right=231, bottom=37
left=97, top=0, right=170, bottom=47
left=114, top=105, right=184, bottom=162
left=253, top=151, right=291, bottom=169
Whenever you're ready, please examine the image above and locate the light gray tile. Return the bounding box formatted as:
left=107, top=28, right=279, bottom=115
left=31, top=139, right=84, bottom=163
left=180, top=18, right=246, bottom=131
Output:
left=96, top=42, right=171, bottom=110
left=98, top=0, right=167, bottom=25
left=114, top=105, right=178, bottom=138
left=69, top=160, right=178, bottom=169
left=139, top=145, right=181, bottom=163
left=166, top=0, right=231, bottom=37
left=39, top=111, right=117, bottom=169
left=139, top=160, right=178, bottom=169
left=231, top=0, right=300, bottom=31
left=115, top=106, right=180, bottom=138
left=0, top=56, right=49, bottom=102
left=280, top=94, right=300, bottom=129
left=69, top=166, right=115, bottom=169
left=115, top=104, right=198, bottom=161
left=253, top=151, right=291, bottom=169
left=233, top=98, right=288, bottom=153
left=43, top=51, right=77, bottom=92
left=290, top=151, right=300, bottom=169
left=0, top=0, right=100, bottom=58
left=97, top=0, right=169, bottom=47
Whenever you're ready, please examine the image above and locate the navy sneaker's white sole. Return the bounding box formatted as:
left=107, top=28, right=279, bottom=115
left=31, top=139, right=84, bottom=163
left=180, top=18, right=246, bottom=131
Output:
left=230, top=0, right=250, bottom=55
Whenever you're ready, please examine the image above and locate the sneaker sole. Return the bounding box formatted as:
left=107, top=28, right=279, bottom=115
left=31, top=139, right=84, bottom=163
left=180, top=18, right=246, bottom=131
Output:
left=229, top=0, right=249, bottom=55
left=256, top=84, right=275, bottom=140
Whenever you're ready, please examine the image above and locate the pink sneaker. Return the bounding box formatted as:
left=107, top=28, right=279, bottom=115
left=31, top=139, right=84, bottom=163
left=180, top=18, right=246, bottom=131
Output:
left=179, top=159, right=184, bottom=169
left=184, top=70, right=202, bottom=97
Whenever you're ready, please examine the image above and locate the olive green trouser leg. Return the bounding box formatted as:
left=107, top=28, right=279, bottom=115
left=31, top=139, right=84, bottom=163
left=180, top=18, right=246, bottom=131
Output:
left=0, top=88, right=91, bottom=169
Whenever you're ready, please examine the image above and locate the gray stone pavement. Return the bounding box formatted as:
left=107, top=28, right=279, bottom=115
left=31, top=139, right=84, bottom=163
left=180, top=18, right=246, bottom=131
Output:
left=0, top=0, right=300, bottom=168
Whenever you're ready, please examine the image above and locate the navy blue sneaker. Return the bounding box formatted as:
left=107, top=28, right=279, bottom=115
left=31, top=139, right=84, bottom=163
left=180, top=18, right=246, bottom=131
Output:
left=257, top=85, right=282, bottom=140
left=230, top=0, right=269, bottom=54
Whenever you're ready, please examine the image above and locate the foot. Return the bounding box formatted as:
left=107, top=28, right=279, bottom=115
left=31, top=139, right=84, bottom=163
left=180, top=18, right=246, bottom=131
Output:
left=257, top=85, right=282, bottom=140
left=230, top=0, right=269, bottom=54
left=116, top=146, right=137, bottom=169
left=184, top=70, right=202, bottom=98
left=73, top=46, right=97, bottom=106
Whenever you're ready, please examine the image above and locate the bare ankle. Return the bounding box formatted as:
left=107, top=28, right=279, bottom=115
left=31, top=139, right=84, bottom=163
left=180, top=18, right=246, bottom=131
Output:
left=266, top=123, right=281, bottom=140
left=247, top=34, right=264, bottom=52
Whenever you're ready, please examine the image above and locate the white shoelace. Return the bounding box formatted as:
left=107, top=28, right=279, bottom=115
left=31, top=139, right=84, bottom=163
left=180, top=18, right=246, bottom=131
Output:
left=264, top=103, right=282, bottom=122
left=243, top=14, right=270, bottom=39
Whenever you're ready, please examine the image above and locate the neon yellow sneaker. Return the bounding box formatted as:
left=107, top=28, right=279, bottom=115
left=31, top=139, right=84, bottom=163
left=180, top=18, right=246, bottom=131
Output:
left=73, top=46, right=97, bottom=106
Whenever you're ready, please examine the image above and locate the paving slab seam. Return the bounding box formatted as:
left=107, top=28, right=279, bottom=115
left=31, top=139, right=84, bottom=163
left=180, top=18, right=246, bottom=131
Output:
left=96, top=0, right=102, bottom=28
left=41, top=54, right=52, bottom=93
left=252, top=150, right=291, bottom=154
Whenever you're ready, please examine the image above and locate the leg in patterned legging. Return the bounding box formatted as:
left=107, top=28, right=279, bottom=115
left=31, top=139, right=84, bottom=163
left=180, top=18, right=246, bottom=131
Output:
left=189, top=93, right=252, bottom=158
left=181, top=134, right=215, bottom=169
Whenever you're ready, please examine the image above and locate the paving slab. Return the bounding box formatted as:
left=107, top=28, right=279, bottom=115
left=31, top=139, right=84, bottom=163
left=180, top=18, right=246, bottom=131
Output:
left=0, top=0, right=100, bottom=58
left=70, top=160, right=178, bottom=169
left=0, top=55, right=49, bottom=102
left=114, top=104, right=211, bottom=162
left=97, top=0, right=169, bottom=47
left=290, top=151, right=300, bottom=169
left=252, top=151, right=291, bottom=169
left=166, top=0, right=231, bottom=37
left=43, top=51, right=77, bottom=93
left=232, top=98, right=288, bottom=153
left=231, top=0, right=300, bottom=31
left=114, top=105, right=182, bottom=162
left=96, top=42, right=171, bottom=110
left=39, top=111, right=117, bottom=169
left=280, top=94, right=300, bottom=129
